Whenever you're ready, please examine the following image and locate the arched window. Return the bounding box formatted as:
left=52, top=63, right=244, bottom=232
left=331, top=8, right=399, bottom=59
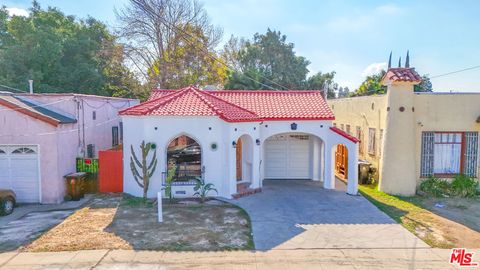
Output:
left=12, top=147, right=35, bottom=154
left=167, top=135, right=201, bottom=183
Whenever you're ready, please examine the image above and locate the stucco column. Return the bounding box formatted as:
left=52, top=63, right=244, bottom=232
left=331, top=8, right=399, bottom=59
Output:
left=323, top=143, right=335, bottom=189
left=227, top=139, right=237, bottom=197
left=250, top=142, right=261, bottom=189
left=347, top=143, right=358, bottom=195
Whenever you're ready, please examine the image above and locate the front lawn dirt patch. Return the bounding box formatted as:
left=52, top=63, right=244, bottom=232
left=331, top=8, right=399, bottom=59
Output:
left=412, top=196, right=480, bottom=233
left=23, top=194, right=253, bottom=252
left=359, top=185, right=480, bottom=248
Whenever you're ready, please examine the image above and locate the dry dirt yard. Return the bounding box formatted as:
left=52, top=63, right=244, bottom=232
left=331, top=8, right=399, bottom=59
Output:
left=23, top=194, right=253, bottom=252
left=360, top=185, right=480, bottom=248
left=414, top=196, right=480, bottom=233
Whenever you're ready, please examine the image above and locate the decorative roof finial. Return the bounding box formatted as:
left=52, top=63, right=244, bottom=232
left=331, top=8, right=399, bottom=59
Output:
left=398, top=57, right=402, bottom=68
left=388, top=51, right=392, bottom=69
left=405, top=50, right=410, bottom=68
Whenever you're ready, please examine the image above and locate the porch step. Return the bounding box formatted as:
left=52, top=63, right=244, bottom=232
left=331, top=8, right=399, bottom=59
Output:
left=236, top=182, right=251, bottom=192
left=232, top=187, right=262, bottom=199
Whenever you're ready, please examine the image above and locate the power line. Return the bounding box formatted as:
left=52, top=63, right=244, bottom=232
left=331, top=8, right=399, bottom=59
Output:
left=430, top=65, right=480, bottom=79
left=0, top=84, right=28, bottom=93
left=139, top=8, right=290, bottom=91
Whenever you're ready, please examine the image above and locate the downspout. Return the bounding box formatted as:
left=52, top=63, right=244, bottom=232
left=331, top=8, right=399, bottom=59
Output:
left=75, top=97, right=82, bottom=157
left=81, top=98, right=86, bottom=158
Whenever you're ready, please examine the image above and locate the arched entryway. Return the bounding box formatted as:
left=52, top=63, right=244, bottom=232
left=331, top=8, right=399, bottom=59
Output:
left=328, top=143, right=358, bottom=195
left=166, top=135, right=202, bottom=184
left=236, top=134, right=254, bottom=187
left=263, top=132, right=324, bottom=181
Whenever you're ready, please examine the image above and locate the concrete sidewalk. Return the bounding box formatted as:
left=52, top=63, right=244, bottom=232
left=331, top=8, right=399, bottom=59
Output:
left=0, top=248, right=470, bottom=269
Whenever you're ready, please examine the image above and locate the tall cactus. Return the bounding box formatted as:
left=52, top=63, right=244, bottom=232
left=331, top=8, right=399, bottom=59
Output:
left=130, top=141, right=158, bottom=199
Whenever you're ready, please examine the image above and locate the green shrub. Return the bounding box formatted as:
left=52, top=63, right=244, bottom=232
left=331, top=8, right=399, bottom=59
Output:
left=451, top=175, right=479, bottom=198
left=419, top=176, right=450, bottom=197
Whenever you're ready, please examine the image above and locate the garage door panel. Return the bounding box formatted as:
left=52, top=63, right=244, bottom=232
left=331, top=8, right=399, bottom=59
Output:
left=265, top=135, right=310, bottom=179
left=10, top=158, right=38, bottom=176
left=0, top=145, right=40, bottom=203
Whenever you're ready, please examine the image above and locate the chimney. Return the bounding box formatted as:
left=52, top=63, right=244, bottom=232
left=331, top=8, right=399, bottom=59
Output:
left=28, top=80, right=33, bottom=94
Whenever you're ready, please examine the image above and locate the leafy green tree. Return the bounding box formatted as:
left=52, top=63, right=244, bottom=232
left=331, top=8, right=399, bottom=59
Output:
left=305, top=71, right=336, bottom=98
left=338, top=86, right=350, bottom=98
left=354, top=70, right=387, bottom=96
left=414, top=74, right=433, bottom=92
left=147, top=23, right=227, bottom=89
left=0, top=2, right=142, bottom=97
left=224, top=29, right=310, bottom=90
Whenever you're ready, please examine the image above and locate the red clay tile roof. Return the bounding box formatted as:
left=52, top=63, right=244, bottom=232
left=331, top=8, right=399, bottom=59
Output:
left=330, top=126, right=360, bottom=143
left=119, top=86, right=262, bottom=122
left=382, top=68, right=422, bottom=83
left=140, top=87, right=335, bottom=122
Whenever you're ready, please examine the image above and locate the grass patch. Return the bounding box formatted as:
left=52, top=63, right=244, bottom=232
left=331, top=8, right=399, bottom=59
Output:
left=120, top=194, right=154, bottom=207
left=359, top=184, right=453, bottom=248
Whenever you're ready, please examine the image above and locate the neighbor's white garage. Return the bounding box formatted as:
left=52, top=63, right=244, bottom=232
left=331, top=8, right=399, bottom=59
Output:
left=264, top=134, right=310, bottom=179
left=0, top=145, right=40, bottom=203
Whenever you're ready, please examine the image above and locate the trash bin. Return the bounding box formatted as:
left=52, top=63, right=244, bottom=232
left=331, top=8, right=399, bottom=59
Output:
left=65, top=172, right=87, bottom=201
left=358, top=160, right=371, bottom=184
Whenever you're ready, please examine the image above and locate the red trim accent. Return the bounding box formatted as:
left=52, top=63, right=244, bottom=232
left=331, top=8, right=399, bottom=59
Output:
left=330, top=126, right=360, bottom=143
left=0, top=99, right=60, bottom=126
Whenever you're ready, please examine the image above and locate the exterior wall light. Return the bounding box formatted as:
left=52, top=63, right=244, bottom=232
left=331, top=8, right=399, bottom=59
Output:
left=232, top=141, right=237, bottom=148
left=256, top=139, right=261, bottom=145
left=291, top=123, right=297, bottom=130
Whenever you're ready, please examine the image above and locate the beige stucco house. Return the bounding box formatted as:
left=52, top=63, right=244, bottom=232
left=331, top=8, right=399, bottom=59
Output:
left=328, top=67, right=480, bottom=196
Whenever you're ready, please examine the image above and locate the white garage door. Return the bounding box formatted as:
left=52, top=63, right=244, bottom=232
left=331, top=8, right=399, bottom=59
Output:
left=265, top=134, right=310, bottom=179
left=0, top=145, right=40, bottom=203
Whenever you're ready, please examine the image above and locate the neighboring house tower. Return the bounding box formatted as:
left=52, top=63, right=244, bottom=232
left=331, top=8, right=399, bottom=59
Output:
left=379, top=67, right=422, bottom=195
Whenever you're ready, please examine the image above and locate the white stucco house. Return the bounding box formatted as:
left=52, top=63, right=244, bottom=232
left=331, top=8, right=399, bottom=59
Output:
left=120, top=86, right=359, bottom=199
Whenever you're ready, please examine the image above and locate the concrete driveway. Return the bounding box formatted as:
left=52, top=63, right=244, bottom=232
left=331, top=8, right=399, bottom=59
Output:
left=0, top=196, right=90, bottom=251
left=230, top=180, right=429, bottom=250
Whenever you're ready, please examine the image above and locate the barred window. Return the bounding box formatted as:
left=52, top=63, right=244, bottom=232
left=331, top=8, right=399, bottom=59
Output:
left=421, top=132, right=478, bottom=177
left=356, top=126, right=363, bottom=156
left=379, top=129, right=384, bottom=156
left=368, top=128, right=376, bottom=155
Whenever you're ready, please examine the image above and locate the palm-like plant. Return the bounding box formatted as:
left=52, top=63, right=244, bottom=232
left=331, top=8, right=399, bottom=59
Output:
left=162, top=165, right=177, bottom=202
left=193, top=177, right=217, bottom=203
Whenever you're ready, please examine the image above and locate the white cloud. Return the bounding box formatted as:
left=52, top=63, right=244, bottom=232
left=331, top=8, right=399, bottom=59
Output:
left=6, top=7, right=29, bottom=17
left=375, top=4, right=402, bottom=15
left=362, top=62, right=387, bottom=77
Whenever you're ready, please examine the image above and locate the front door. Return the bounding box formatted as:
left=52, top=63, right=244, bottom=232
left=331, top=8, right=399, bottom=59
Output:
left=335, top=144, right=348, bottom=180
left=236, top=138, right=243, bottom=181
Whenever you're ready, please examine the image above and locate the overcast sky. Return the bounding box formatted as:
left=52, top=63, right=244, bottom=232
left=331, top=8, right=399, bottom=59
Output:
left=4, top=0, right=480, bottom=92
